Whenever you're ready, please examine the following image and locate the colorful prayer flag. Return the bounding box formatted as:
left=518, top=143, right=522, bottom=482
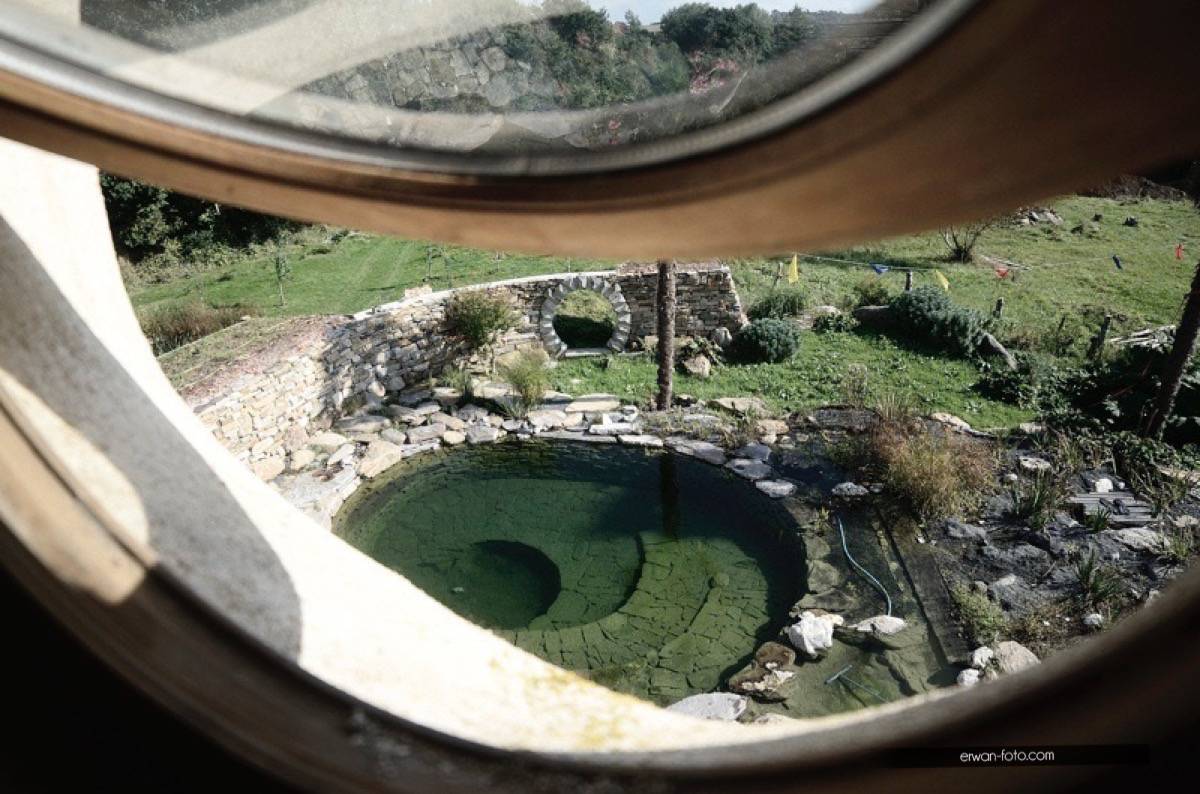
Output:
left=1176, top=244, right=1185, bottom=261
left=871, top=264, right=889, bottom=275
left=995, top=266, right=1010, bottom=279
left=787, top=254, right=799, bottom=284
left=1112, top=254, right=1123, bottom=270
left=933, top=269, right=950, bottom=291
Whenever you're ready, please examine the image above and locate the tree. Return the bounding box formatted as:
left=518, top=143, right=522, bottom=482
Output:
left=272, top=246, right=292, bottom=308
left=1142, top=261, right=1200, bottom=438
left=655, top=259, right=677, bottom=410
left=940, top=221, right=991, bottom=263
left=660, top=3, right=773, bottom=61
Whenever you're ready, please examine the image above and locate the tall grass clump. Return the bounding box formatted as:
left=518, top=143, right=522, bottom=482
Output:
left=747, top=288, right=806, bottom=320
left=950, top=584, right=1007, bottom=645
left=873, top=423, right=995, bottom=521
left=498, top=350, right=551, bottom=417
left=139, top=301, right=255, bottom=355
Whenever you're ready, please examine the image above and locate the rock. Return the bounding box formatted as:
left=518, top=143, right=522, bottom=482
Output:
left=755, top=418, right=789, bottom=438
left=413, top=401, right=441, bottom=416
left=358, top=441, right=406, bottom=479
left=380, top=428, right=408, bottom=445
left=442, top=430, right=466, bottom=446
left=808, top=407, right=877, bottom=433
left=1082, top=612, right=1105, bottom=631
left=501, top=419, right=526, bottom=432
left=455, top=404, right=491, bottom=424
left=1107, top=527, right=1166, bottom=553
left=465, top=425, right=502, bottom=444
left=735, top=442, right=771, bottom=462
left=969, top=646, right=995, bottom=670
left=673, top=393, right=698, bottom=407
left=665, top=693, right=748, bottom=722
left=388, top=406, right=426, bottom=425
left=288, top=449, right=316, bottom=471
left=406, top=423, right=447, bottom=445
left=1018, top=422, right=1046, bottom=436
left=527, top=409, right=568, bottom=430
left=944, top=520, right=988, bottom=542
left=252, top=456, right=286, bottom=481
left=852, top=615, right=907, bottom=636
left=710, top=327, right=734, bottom=349
left=327, top=443, right=357, bottom=466
left=309, top=431, right=349, bottom=451
left=787, top=611, right=844, bottom=658
left=432, top=386, right=462, bottom=407
left=756, top=479, right=796, bottom=498
left=931, top=412, right=972, bottom=432
left=832, top=482, right=870, bottom=498
left=666, top=438, right=727, bottom=465
left=366, top=380, right=387, bottom=399
left=988, top=574, right=1041, bottom=614
left=709, top=396, right=769, bottom=416
left=430, top=412, right=466, bottom=431
left=728, top=667, right=795, bottom=702
left=993, top=640, right=1039, bottom=675
left=810, top=305, right=842, bottom=318
left=1092, top=477, right=1114, bottom=494
left=537, top=430, right=618, bottom=444
left=852, top=304, right=897, bottom=330
left=980, top=332, right=1017, bottom=370
left=565, top=393, right=620, bottom=413
left=589, top=421, right=640, bottom=436
left=957, top=668, right=981, bottom=687
left=727, top=458, right=774, bottom=480
left=682, top=355, right=712, bottom=379
left=1018, top=455, right=1054, bottom=473
left=333, top=414, right=391, bottom=434
left=618, top=434, right=664, bottom=448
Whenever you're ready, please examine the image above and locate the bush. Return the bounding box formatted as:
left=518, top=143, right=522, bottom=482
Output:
left=445, top=290, right=516, bottom=351
left=813, top=312, right=853, bottom=334
left=139, top=302, right=255, bottom=355
left=851, top=277, right=892, bottom=308
left=730, top=318, right=800, bottom=363
left=975, top=352, right=1065, bottom=408
left=889, top=286, right=988, bottom=356
left=498, top=350, right=551, bottom=417
left=950, top=584, right=1008, bottom=645
left=747, top=288, right=806, bottom=320
left=872, top=423, right=995, bottom=522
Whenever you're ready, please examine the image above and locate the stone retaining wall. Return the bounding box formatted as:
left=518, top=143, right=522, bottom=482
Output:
left=192, top=265, right=744, bottom=466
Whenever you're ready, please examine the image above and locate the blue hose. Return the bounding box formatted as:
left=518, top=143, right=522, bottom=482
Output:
left=836, top=515, right=893, bottom=618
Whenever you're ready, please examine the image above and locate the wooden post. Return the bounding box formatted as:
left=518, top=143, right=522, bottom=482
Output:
left=904, top=270, right=913, bottom=291
left=1144, top=262, right=1200, bottom=438
left=1087, top=314, right=1112, bottom=361
left=993, top=297, right=1005, bottom=319
left=655, top=259, right=676, bottom=411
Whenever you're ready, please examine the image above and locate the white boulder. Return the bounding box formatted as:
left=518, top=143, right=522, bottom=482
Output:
left=786, top=611, right=844, bottom=659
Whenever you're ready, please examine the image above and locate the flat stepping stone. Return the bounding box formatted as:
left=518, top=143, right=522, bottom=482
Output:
left=537, top=431, right=617, bottom=444
left=565, top=393, right=621, bottom=413
left=756, top=479, right=796, bottom=498
left=727, top=458, right=773, bottom=480
left=619, top=434, right=664, bottom=448
left=666, top=693, right=748, bottom=722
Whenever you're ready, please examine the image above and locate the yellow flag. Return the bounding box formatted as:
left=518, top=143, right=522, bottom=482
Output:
left=787, top=254, right=799, bottom=284
left=933, top=269, right=950, bottom=291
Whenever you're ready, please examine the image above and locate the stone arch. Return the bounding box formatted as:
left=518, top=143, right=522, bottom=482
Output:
left=538, top=274, right=631, bottom=357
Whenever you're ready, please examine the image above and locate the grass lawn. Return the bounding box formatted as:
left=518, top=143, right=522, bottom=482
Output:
left=128, top=195, right=1200, bottom=428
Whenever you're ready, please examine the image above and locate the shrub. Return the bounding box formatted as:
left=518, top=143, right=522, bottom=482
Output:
left=497, top=350, right=551, bottom=417
left=138, top=302, right=255, bottom=355
left=1006, top=470, right=1068, bottom=532
left=730, top=318, right=800, bottom=363
left=748, top=288, right=806, bottom=320
left=940, top=221, right=992, bottom=263
left=889, top=286, right=988, bottom=356
left=872, top=423, right=995, bottom=521
left=445, top=290, right=516, bottom=351
left=975, top=352, right=1064, bottom=408
left=813, top=312, right=853, bottom=334
left=851, top=277, right=892, bottom=308
left=950, top=584, right=1008, bottom=645
left=1073, top=549, right=1124, bottom=610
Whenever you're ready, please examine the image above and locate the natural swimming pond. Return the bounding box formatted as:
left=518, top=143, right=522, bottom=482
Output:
left=335, top=441, right=807, bottom=705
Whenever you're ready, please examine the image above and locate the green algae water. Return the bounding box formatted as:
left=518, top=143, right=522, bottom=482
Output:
left=335, top=441, right=806, bottom=704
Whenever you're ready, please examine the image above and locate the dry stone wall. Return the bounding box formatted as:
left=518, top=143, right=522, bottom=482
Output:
left=191, top=265, right=744, bottom=467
